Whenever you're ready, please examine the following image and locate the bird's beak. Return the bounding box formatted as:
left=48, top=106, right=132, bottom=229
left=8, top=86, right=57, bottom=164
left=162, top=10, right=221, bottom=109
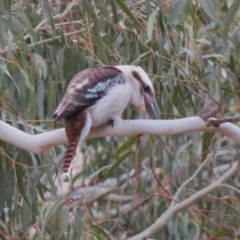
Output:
left=143, top=92, right=157, bottom=119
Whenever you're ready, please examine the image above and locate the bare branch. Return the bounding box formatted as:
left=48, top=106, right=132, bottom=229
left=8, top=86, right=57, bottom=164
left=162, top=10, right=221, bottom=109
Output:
left=127, top=161, right=239, bottom=240
left=170, top=152, right=214, bottom=208
left=1, top=116, right=240, bottom=154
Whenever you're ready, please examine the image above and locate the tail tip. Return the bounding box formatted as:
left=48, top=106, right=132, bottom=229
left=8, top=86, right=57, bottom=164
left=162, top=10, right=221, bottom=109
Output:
left=61, top=172, right=70, bottom=182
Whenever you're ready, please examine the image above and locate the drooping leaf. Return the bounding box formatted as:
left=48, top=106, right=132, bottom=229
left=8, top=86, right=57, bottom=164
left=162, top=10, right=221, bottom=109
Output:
left=146, top=9, right=157, bottom=43
left=201, top=132, right=216, bottom=162
left=93, top=17, right=109, bottom=64
left=40, top=0, right=55, bottom=36
left=200, top=0, right=223, bottom=26
left=114, top=136, right=138, bottom=156
left=19, top=67, right=35, bottom=92
left=103, top=150, right=133, bottom=182
left=109, top=0, right=118, bottom=23
left=53, top=206, right=69, bottom=239
left=0, top=165, right=6, bottom=214
left=72, top=209, right=83, bottom=239
left=7, top=28, right=13, bottom=57
left=90, top=224, right=112, bottom=240
left=0, top=59, right=19, bottom=90
left=222, top=0, right=240, bottom=42
left=15, top=164, right=30, bottom=206
left=167, top=0, right=188, bottom=25
left=115, top=0, right=141, bottom=29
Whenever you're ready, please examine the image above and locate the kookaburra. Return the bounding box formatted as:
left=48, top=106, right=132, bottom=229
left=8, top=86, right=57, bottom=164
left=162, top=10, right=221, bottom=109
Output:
left=53, top=65, right=157, bottom=181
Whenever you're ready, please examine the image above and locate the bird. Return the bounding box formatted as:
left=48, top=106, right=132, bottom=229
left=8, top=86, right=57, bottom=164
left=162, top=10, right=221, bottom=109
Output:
left=53, top=65, right=157, bottom=181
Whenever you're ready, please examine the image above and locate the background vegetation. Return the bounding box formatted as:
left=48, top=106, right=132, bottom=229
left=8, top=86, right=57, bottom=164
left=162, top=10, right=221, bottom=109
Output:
left=0, top=0, right=240, bottom=239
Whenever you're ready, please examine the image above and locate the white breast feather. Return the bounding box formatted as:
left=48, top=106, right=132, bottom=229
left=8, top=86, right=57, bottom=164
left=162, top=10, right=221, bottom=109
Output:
left=88, top=82, right=133, bottom=127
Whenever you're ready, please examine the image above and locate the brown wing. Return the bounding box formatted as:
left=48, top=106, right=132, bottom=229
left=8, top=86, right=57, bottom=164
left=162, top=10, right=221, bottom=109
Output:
left=53, top=66, right=126, bottom=121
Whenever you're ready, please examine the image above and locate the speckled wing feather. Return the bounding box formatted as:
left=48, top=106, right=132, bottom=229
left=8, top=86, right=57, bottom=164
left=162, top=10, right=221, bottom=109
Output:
left=53, top=66, right=126, bottom=121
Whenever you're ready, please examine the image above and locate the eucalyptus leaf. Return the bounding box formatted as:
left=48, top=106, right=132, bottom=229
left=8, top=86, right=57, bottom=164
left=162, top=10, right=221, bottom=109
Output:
left=41, top=0, right=55, bottom=36
left=20, top=67, right=35, bottom=92
left=200, top=0, right=223, bottom=26
left=115, top=0, right=141, bottom=29
left=222, top=0, right=240, bottom=42
left=0, top=60, right=19, bottom=92
left=146, top=9, right=157, bottom=43
left=0, top=0, right=240, bottom=238
left=167, top=0, right=188, bottom=25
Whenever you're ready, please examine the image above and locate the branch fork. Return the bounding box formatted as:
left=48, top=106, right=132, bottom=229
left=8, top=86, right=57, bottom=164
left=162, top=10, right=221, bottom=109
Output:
left=200, top=108, right=240, bottom=127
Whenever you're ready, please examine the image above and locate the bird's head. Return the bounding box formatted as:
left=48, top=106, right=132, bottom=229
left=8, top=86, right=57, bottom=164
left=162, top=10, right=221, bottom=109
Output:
left=115, top=65, right=157, bottom=119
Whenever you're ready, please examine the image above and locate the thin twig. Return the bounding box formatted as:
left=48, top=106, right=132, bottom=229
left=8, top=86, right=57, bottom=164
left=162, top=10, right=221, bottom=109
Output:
left=170, top=152, right=214, bottom=208
left=0, top=28, right=89, bottom=54
left=35, top=0, right=79, bottom=30
left=127, top=161, right=239, bottom=240
left=206, top=116, right=240, bottom=127
left=199, top=107, right=220, bottom=121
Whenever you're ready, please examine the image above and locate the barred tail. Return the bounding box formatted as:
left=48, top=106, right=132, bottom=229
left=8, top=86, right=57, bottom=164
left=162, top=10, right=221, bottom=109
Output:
left=61, top=112, right=87, bottom=182
left=61, top=136, right=80, bottom=181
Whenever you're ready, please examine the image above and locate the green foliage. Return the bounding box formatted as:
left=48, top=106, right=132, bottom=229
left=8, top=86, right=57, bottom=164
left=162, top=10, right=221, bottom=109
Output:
left=0, top=0, right=240, bottom=239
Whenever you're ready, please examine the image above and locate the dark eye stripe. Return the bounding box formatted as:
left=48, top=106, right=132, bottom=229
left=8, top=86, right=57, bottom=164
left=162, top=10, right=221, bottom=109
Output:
left=132, top=70, right=142, bottom=82
left=132, top=70, right=151, bottom=93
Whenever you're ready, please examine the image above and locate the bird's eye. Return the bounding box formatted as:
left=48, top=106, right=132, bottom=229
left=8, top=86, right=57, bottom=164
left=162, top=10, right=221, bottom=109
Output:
left=143, top=84, right=150, bottom=92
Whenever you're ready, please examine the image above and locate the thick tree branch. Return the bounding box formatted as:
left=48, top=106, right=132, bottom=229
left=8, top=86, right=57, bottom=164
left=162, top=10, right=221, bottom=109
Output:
left=1, top=116, right=240, bottom=154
